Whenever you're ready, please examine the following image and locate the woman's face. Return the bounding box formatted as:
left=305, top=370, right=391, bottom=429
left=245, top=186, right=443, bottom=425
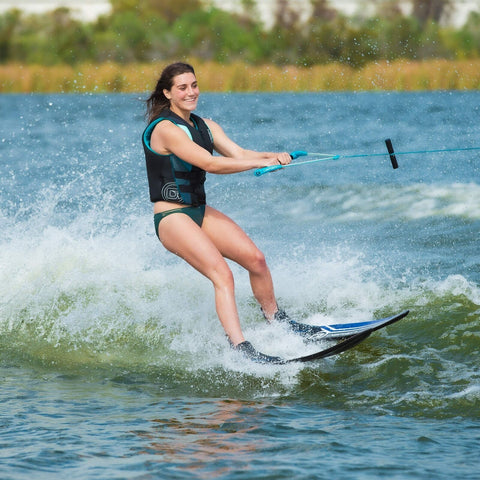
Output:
left=164, top=72, right=199, bottom=115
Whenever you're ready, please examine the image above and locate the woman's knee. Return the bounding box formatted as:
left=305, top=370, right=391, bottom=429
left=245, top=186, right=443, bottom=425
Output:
left=211, top=258, right=235, bottom=289
left=247, top=248, right=268, bottom=275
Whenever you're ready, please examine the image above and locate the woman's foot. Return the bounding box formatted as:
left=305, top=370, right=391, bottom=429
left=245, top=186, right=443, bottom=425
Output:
left=234, top=341, right=284, bottom=364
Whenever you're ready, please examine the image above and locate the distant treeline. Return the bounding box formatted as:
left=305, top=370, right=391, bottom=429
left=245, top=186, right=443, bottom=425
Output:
left=1, top=0, right=480, bottom=68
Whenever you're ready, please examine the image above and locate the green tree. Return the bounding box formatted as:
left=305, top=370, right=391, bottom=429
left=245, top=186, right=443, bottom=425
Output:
left=7, top=8, right=93, bottom=64
left=0, top=0, right=478, bottom=68
left=365, top=16, right=423, bottom=61
left=144, top=0, right=202, bottom=23
left=95, top=10, right=150, bottom=63
left=455, top=11, right=480, bottom=57
left=0, top=9, right=21, bottom=62
left=110, top=0, right=146, bottom=15
left=301, top=16, right=348, bottom=65
left=168, top=7, right=265, bottom=63
left=48, top=8, right=94, bottom=64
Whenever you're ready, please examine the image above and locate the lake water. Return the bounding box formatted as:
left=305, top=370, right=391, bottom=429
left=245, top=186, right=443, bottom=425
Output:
left=1, top=91, right=479, bottom=479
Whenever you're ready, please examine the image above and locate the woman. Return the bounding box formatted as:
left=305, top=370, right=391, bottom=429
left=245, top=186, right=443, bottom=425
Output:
left=143, top=62, right=292, bottom=363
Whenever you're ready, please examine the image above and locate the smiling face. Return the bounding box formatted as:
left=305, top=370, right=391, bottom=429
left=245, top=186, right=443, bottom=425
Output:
left=163, top=72, right=199, bottom=119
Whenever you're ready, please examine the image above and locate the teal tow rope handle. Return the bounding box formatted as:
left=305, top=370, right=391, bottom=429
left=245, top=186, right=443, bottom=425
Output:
left=254, top=151, right=339, bottom=176
left=254, top=150, right=308, bottom=177
left=254, top=165, right=282, bottom=176
left=290, top=150, right=308, bottom=159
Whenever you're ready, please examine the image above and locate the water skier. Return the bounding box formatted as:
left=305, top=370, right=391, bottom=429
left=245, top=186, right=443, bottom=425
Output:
left=143, top=62, right=291, bottom=362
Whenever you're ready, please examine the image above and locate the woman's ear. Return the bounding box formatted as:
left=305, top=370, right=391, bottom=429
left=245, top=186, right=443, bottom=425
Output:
left=163, top=89, right=171, bottom=100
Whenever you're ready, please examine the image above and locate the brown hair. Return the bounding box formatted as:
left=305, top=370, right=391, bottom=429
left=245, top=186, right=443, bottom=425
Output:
left=145, top=62, right=196, bottom=123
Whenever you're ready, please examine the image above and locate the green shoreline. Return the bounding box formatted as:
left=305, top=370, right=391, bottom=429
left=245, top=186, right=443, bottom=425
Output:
left=1, top=59, right=480, bottom=93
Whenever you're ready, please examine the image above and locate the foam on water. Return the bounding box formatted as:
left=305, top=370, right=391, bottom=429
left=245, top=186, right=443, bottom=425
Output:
left=278, top=181, right=480, bottom=224
left=1, top=201, right=478, bottom=382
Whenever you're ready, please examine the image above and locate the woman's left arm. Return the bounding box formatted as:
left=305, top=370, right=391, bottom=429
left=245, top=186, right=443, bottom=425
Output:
left=205, top=118, right=290, bottom=163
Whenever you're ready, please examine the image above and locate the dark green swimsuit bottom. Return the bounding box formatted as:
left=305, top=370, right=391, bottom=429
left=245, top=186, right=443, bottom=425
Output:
left=154, top=205, right=206, bottom=239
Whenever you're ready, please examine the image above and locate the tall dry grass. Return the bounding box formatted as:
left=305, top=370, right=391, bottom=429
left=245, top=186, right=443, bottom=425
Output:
left=1, top=59, right=479, bottom=93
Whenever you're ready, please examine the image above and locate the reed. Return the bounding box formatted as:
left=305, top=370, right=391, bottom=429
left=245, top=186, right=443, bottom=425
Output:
left=1, top=59, right=479, bottom=93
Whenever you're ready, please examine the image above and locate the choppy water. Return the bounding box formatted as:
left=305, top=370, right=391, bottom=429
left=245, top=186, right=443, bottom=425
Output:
left=1, top=91, right=479, bottom=479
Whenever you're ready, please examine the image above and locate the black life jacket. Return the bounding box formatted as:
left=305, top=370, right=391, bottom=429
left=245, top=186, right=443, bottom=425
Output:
left=142, top=109, right=214, bottom=206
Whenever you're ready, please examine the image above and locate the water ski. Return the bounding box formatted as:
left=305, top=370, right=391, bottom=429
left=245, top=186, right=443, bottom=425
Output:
left=237, top=310, right=409, bottom=365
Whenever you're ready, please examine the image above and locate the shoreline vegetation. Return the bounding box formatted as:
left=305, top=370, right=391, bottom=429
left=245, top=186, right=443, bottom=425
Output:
left=2, top=1, right=480, bottom=94
left=1, top=58, right=479, bottom=94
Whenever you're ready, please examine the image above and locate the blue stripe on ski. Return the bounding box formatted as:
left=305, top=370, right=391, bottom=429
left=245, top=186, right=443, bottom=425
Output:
left=285, top=310, right=409, bottom=340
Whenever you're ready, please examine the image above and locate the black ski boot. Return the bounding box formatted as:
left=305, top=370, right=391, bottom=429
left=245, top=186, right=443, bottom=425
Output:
left=273, top=309, right=326, bottom=338
left=234, top=341, right=284, bottom=364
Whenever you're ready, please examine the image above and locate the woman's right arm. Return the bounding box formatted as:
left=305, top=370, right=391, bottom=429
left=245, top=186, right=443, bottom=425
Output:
left=150, top=120, right=291, bottom=174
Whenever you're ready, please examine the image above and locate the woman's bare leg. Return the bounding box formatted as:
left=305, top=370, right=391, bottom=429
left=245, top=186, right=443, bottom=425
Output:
left=158, top=213, right=245, bottom=345
left=201, top=207, right=278, bottom=320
